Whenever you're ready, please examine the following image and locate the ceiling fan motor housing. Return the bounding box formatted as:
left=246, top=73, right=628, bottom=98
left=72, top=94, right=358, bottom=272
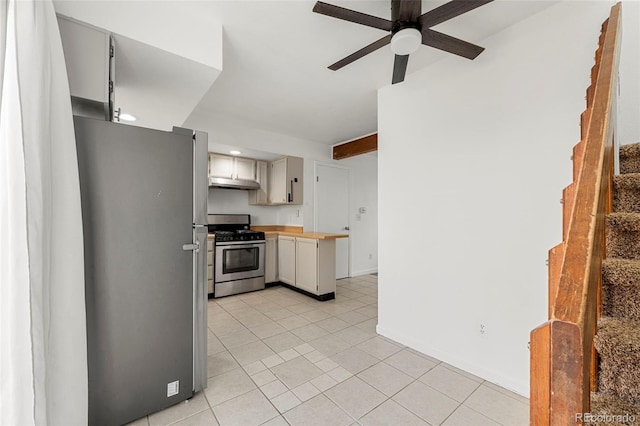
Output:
left=390, top=28, right=422, bottom=55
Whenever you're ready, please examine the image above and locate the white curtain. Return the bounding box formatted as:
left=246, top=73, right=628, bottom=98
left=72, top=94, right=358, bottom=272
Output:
left=0, top=0, right=88, bottom=424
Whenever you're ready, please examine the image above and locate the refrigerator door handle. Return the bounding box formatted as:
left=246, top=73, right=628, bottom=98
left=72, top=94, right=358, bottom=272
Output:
left=182, top=242, right=200, bottom=252
left=192, top=227, right=208, bottom=393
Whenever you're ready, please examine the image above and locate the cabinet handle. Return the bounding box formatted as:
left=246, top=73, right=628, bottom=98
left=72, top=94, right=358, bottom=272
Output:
left=288, top=177, right=298, bottom=203
left=288, top=180, right=293, bottom=203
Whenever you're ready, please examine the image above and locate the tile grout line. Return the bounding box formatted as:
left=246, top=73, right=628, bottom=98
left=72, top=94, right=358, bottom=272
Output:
left=210, top=282, right=375, bottom=422
left=200, top=388, right=223, bottom=426
left=199, top=275, right=526, bottom=426
left=163, top=404, right=214, bottom=426
left=437, top=379, right=486, bottom=426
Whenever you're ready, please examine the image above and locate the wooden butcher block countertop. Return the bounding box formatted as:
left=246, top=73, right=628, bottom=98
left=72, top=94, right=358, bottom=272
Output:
left=252, top=225, right=348, bottom=240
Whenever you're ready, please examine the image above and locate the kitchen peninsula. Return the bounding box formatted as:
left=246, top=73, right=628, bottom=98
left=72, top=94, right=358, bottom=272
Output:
left=253, top=226, right=348, bottom=301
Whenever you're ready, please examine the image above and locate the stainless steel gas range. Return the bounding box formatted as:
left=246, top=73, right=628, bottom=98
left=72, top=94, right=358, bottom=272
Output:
left=207, top=214, right=265, bottom=298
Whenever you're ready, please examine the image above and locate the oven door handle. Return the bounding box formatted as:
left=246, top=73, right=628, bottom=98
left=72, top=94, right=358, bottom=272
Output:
left=216, top=241, right=265, bottom=247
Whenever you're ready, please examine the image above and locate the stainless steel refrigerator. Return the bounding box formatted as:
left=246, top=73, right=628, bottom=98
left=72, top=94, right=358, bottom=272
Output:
left=74, top=116, right=208, bottom=425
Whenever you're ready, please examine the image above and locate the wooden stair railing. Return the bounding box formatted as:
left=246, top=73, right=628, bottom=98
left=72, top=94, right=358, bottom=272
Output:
left=530, top=3, right=622, bottom=425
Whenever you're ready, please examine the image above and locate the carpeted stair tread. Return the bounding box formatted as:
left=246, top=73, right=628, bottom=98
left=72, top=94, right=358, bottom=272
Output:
left=607, top=213, right=640, bottom=231
left=606, top=213, right=640, bottom=259
left=595, top=316, right=640, bottom=405
left=602, top=259, right=640, bottom=321
left=593, top=144, right=640, bottom=417
left=614, top=174, right=640, bottom=213
left=603, top=259, right=640, bottom=286
left=590, top=392, right=640, bottom=425
left=620, top=143, right=640, bottom=174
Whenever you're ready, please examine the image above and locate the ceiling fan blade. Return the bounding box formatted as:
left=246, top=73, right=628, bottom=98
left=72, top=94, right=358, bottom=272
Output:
left=394, top=0, right=422, bottom=22
left=392, top=54, right=409, bottom=84
left=328, top=34, right=392, bottom=71
left=422, top=29, right=485, bottom=59
left=419, top=0, right=494, bottom=28
left=313, top=1, right=393, bottom=32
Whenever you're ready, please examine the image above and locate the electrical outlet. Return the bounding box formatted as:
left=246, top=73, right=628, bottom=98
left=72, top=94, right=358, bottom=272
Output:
left=369, top=253, right=373, bottom=260
left=479, top=322, right=488, bottom=338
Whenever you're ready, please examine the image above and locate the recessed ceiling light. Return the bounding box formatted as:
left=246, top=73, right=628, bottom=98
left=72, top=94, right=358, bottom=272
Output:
left=119, top=113, right=137, bottom=122
left=230, top=150, right=241, bottom=155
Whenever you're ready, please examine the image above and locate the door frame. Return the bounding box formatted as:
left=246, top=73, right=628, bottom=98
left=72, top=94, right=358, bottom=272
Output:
left=313, top=161, right=351, bottom=279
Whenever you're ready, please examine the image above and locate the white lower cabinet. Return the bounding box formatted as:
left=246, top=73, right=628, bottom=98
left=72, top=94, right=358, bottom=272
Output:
left=207, top=238, right=214, bottom=296
left=278, top=235, right=296, bottom=285
left=295, top=238, right=318, bottom=294
left=265, top=235, right=278, bottom=283
left=278, top=235, right=336, bottom=297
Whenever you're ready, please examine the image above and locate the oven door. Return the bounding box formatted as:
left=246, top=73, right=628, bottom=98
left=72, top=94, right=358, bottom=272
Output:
left=215, top=241, right=265, bottom=283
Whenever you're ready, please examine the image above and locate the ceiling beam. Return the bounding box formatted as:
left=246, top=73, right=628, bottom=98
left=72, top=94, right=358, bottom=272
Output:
left=333, top=133, right=378, bottom=160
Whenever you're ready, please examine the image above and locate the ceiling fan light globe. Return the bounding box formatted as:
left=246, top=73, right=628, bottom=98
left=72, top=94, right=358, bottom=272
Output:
left=390, top=28, right=422, bottom=55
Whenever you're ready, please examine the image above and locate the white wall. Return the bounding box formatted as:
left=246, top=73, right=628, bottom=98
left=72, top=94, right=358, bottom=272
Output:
left=619, top=1, right=640, bottom=145
left=377, top=1, right=636, bottom=396
left=53, top=1, right=223, bottom=70
left=206, top=188, right=281, bottom=226
left=186, top=112, right=378, bottom=276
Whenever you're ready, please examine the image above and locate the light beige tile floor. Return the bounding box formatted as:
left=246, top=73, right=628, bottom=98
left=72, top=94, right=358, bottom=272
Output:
left=128, top=275, right=529, bottom=426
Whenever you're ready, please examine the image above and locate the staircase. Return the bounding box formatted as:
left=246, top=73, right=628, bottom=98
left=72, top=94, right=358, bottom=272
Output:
left=591, top=144, right=640, bottom=423
left=529, top=3, right=625, bottom=424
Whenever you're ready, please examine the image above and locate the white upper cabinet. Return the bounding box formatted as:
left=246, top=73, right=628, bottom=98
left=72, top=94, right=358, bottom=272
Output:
left=208, top=154, right=255, bottom=181
left=209, top=153, right=302, bottom=205
left=57, top=15, right=114, bottom=120
left=268, top=156, right=303, bottom=205
left=209, top=154, right=234, bottom=179
left=249, top=161, right=269, bottom=205
left=269, top=158, right=288, bottom=204
left=235, top=157, right=257, bottom=181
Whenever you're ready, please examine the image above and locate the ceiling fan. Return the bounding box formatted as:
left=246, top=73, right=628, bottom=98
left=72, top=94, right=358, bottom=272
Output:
left=313, top=0, right=494, bottom=84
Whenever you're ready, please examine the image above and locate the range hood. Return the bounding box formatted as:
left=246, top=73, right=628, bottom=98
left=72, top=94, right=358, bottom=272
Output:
left=208, top=176, right=260, bottom=190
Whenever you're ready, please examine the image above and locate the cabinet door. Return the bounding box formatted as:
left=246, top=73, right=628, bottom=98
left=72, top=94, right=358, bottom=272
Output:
left=278, top=236, right=296, bottom=285
left=209, top=154, right=234, bottom=179
left=58, top=16, right=112, bottom=119
left=295, top=238, right=318, bottom=294
left=255, top=161, right=268, bottom=204
left=207, top=239, right=214, bottom=296
left=58, top=16, right=110, bottom=105
left=265, top=236, right=278, bottom=283
left=235, top=157, right=256, bottom=181
left=287, top=156, right=304, bottom=205
left=269, top=158, right=287, bottom=204
left=247, top=160, right=268, bottom=205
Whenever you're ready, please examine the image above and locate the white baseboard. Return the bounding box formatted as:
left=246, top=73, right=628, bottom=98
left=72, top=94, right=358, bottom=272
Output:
left=376, top=324, right=528, bottom=397
left=350, top=268, right=378, bottom=277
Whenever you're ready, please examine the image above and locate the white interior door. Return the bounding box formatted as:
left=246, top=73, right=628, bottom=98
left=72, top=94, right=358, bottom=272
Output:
left=315, top=163, right=349, bottom=279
